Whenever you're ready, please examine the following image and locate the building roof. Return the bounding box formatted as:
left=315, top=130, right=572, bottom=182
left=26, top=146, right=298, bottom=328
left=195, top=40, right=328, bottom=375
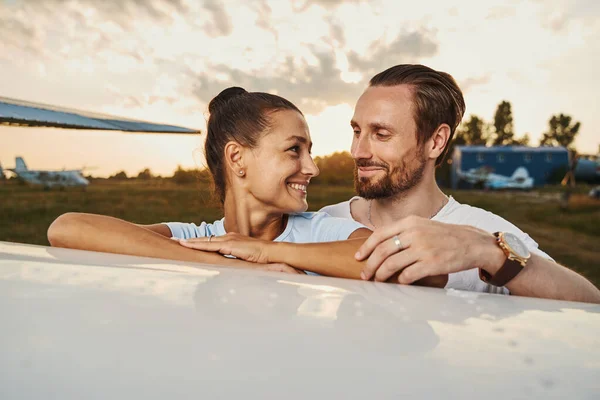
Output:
left=0, top=96, right=199, bottom=134
left=455, top=145, right=568, bottom=153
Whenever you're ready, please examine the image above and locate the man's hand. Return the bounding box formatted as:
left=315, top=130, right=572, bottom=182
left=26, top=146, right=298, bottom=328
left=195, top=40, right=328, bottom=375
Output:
left=178, top=233, right=273, bottom=264
left=355, top=216, right=505, bottom=284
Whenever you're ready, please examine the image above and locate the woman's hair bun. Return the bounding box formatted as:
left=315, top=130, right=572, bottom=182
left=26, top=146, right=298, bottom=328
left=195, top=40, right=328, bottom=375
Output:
left=208, top=86, right=247, bottom=114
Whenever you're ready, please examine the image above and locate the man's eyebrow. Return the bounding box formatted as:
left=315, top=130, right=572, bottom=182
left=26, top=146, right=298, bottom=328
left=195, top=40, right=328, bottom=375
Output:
left=350, top=120, right=395, bottom=132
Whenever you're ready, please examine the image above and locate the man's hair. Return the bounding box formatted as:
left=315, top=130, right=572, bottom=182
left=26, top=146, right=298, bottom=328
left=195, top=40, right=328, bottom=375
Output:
left=369, top=64, right=466, bottom=165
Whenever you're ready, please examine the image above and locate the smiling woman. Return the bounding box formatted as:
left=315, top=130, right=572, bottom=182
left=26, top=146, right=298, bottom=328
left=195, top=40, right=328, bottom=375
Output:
left=47, top=87, right=380, bottom=280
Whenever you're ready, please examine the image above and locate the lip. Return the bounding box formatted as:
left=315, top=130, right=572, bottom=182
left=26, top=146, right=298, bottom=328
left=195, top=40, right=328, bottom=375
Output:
left=357, top=167, right=385, bottom=178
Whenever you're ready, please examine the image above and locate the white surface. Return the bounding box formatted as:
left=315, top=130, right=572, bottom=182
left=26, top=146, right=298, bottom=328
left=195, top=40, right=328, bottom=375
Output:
left=1, top=241, right=599, bottom=399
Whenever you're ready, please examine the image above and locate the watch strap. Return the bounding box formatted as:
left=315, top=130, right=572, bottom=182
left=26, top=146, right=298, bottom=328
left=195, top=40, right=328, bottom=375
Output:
left=479, top=232, right=524, bottom=287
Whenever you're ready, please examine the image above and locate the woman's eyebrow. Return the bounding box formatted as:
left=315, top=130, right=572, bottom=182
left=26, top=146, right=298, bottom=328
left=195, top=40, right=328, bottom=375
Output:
left=285, top=135, right=308, bottom=143
left=285, top=135, right=312, bottom=151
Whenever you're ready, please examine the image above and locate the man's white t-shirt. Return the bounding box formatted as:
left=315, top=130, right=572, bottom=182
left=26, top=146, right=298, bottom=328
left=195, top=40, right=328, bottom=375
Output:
left=320, top=196, right=552, bottom=294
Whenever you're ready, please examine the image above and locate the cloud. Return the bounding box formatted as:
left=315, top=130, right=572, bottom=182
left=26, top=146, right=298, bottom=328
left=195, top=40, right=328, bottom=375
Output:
left=190, top=30, right=439, bottom=114
left=485, top=6, right=516, bottom=20
left=202, top=0, right=234, bottom=37
left=347, top=30, right=438, bottom=75
left=293, top=0, right=365, bottom=12
left=535, top=0, right=600, bottom=32
left=460, top=75, right=492, bottom=92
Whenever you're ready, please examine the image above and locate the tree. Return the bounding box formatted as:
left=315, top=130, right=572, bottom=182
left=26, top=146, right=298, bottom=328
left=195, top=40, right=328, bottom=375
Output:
left=454, top=115, right=490, bottom=146
left=109, top=171, right=128, bottom=180
left=312, top=151, right=354, bottom=186
left=492, top=100, right=515, bottom=145
left=137, top=168, right=153, bottom=180
left=513, top=133, right=530, bottom=146
left=539, top=113, right=581, bottom=149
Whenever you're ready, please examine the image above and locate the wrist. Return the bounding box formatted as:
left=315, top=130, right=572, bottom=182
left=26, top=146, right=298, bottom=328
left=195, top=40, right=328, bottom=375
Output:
left=475, top=233, right=506, bottom=275
left=263, top=241, right=283, bottom=264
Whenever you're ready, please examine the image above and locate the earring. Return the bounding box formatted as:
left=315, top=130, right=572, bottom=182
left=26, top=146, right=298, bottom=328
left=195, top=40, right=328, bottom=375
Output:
left=239, top=170, right=244, bottom=176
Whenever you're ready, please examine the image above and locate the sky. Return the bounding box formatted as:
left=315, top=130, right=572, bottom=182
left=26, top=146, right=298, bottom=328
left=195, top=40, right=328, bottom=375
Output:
left=1, top=0, right=599, bottom=177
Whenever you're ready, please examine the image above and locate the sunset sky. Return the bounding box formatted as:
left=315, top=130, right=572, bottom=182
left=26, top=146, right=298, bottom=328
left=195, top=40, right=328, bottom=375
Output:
left=1, top=0, right=598, bottom=177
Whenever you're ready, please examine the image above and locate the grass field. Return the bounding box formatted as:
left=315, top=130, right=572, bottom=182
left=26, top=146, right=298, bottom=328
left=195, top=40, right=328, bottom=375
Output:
left=1, top=179, right=598, bottom=287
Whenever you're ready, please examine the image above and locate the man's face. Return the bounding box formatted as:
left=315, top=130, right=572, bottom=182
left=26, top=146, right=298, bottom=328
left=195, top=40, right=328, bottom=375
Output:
left=350, top=85, right=428, bottom=199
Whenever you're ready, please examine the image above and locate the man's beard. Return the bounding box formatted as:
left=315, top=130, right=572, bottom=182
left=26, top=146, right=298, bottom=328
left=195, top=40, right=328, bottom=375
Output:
left=354, top=149, right=427, bottom=200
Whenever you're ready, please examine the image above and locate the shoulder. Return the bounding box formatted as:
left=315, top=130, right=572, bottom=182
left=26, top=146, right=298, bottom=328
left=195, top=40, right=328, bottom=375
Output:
left=319, top=196, right=362, bottom=220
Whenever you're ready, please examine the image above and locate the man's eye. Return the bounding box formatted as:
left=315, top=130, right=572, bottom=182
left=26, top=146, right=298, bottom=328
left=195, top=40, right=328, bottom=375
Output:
left=375, top=132, right=390, bottom=140
left=353, top=130, right=360, bottom=136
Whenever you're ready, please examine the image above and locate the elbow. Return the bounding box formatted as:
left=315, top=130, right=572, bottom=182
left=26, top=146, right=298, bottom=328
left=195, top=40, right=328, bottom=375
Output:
left=48, top=212, right=85, bottom=248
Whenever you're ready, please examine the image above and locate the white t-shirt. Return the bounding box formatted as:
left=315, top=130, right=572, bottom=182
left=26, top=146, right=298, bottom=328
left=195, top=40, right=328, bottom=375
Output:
left=320, top=196, right=552, bottom=294
left=165, top=212, right=367, bottom=275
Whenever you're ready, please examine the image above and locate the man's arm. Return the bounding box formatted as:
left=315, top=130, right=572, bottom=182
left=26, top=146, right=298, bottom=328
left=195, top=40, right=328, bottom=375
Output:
left=356, top=216, right=600, bottom=304
left=48, top=212, right=262, bottom=269
left=473, top=236, right=600, bottom=303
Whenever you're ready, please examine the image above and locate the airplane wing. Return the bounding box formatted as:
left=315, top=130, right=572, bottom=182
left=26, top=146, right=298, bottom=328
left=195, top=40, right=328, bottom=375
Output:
left=1, top=240, right=599, bottom=398
left=0, top=96, right=199, bottom=134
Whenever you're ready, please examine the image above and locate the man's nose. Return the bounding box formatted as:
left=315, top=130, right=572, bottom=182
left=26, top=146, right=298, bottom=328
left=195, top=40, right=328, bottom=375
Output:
left=351, top=133, right=371, bottom=160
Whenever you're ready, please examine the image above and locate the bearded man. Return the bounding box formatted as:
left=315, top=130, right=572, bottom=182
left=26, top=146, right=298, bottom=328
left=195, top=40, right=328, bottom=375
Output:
left=321, top=64, right=600, bottom=302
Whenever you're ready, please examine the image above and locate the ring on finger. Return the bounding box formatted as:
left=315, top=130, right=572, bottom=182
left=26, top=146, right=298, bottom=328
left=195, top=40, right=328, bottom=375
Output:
left=208, top=234, right=215, bottom=242
left=392, top=235, right=403, bottom=251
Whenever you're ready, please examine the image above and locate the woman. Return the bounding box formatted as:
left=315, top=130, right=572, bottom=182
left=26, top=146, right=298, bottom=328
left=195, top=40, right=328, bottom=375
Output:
left=48, top=87, right=373, bottom=279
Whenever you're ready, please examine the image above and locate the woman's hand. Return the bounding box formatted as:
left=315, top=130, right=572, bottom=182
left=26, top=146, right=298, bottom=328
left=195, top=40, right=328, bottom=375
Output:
left=178, top=233, right=273, bottom=264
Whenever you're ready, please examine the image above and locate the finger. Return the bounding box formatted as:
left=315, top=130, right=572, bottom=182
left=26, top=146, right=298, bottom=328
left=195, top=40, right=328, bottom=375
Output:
left=397, top=262, right=435, bottom=285
left=355, top=218, right=413, bottom=260
left=361, top=233, right=410, bottom=280
left=373, top=248, right=418, bottom=282
left=178, top=240, right=227, bottom=254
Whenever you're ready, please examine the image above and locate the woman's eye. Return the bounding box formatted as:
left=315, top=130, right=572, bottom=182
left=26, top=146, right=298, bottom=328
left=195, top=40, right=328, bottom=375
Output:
left=288, top=145, right=300, bottom=153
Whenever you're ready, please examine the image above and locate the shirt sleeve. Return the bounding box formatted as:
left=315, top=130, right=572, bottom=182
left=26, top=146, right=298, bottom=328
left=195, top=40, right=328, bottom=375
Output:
left=162, top=222, right=209, bottom=239
left=310, top=212, right=369, bottom=242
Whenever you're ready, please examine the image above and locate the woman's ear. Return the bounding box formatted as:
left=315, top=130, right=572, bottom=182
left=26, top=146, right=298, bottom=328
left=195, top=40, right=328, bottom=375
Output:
left=224, top=141, right=246, bottom=177
left=426, top=123, right=451, bottom=161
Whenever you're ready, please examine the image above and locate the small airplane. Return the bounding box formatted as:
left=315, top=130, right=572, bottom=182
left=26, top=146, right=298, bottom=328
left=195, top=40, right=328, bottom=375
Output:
left=0, top=96, right=201, bottom=189
left=3, top=157, right=90, bottom=189
left=457, top=166, right=534, bottom=190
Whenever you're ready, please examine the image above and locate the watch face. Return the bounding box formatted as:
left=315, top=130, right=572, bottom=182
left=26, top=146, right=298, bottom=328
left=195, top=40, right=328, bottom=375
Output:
left=503, top=232, right=530, bottom=259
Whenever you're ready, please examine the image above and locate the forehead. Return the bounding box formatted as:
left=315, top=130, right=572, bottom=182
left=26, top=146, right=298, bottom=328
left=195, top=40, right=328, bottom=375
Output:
left=262, top=109, right=310, bottom=142
left=353, top=85, right=416, bottom=132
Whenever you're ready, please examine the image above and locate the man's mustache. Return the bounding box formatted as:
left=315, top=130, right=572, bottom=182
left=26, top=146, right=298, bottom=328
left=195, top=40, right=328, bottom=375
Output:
left=354, top=159, right=389, bottom=171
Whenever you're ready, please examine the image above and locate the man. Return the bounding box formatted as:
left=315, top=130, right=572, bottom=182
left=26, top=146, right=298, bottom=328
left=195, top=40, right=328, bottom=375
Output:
left=321, top=64, right=600, bottom=303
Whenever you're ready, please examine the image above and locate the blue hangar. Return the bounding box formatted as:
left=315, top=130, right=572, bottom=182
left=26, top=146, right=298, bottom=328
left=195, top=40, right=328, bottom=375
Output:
left=450, top=146, right=569, bottom=189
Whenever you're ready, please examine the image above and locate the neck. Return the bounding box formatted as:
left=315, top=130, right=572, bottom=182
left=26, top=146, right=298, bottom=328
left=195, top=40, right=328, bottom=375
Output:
left=222, top=191, right=287, bottom=241
left=369, top=168, right=448, bottom=225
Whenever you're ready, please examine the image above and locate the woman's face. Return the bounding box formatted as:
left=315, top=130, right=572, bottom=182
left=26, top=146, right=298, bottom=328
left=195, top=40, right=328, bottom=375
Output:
left=243, top=109, right=319, bottom=213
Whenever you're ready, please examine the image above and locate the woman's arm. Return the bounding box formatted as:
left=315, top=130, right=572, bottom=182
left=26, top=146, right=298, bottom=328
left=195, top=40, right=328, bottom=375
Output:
left=136, top=223, right=173, bottom=237
left=48, top=212, right=261, bottom=269
left=179, top=229, right=448, bottom=286
left=179, top=229, right=369, bottom=279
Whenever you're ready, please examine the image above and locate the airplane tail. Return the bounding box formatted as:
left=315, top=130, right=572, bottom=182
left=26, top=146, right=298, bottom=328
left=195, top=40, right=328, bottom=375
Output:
left=15, top=157, right=28, bottom=172
left=511, top=167, right=530, bottom=179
